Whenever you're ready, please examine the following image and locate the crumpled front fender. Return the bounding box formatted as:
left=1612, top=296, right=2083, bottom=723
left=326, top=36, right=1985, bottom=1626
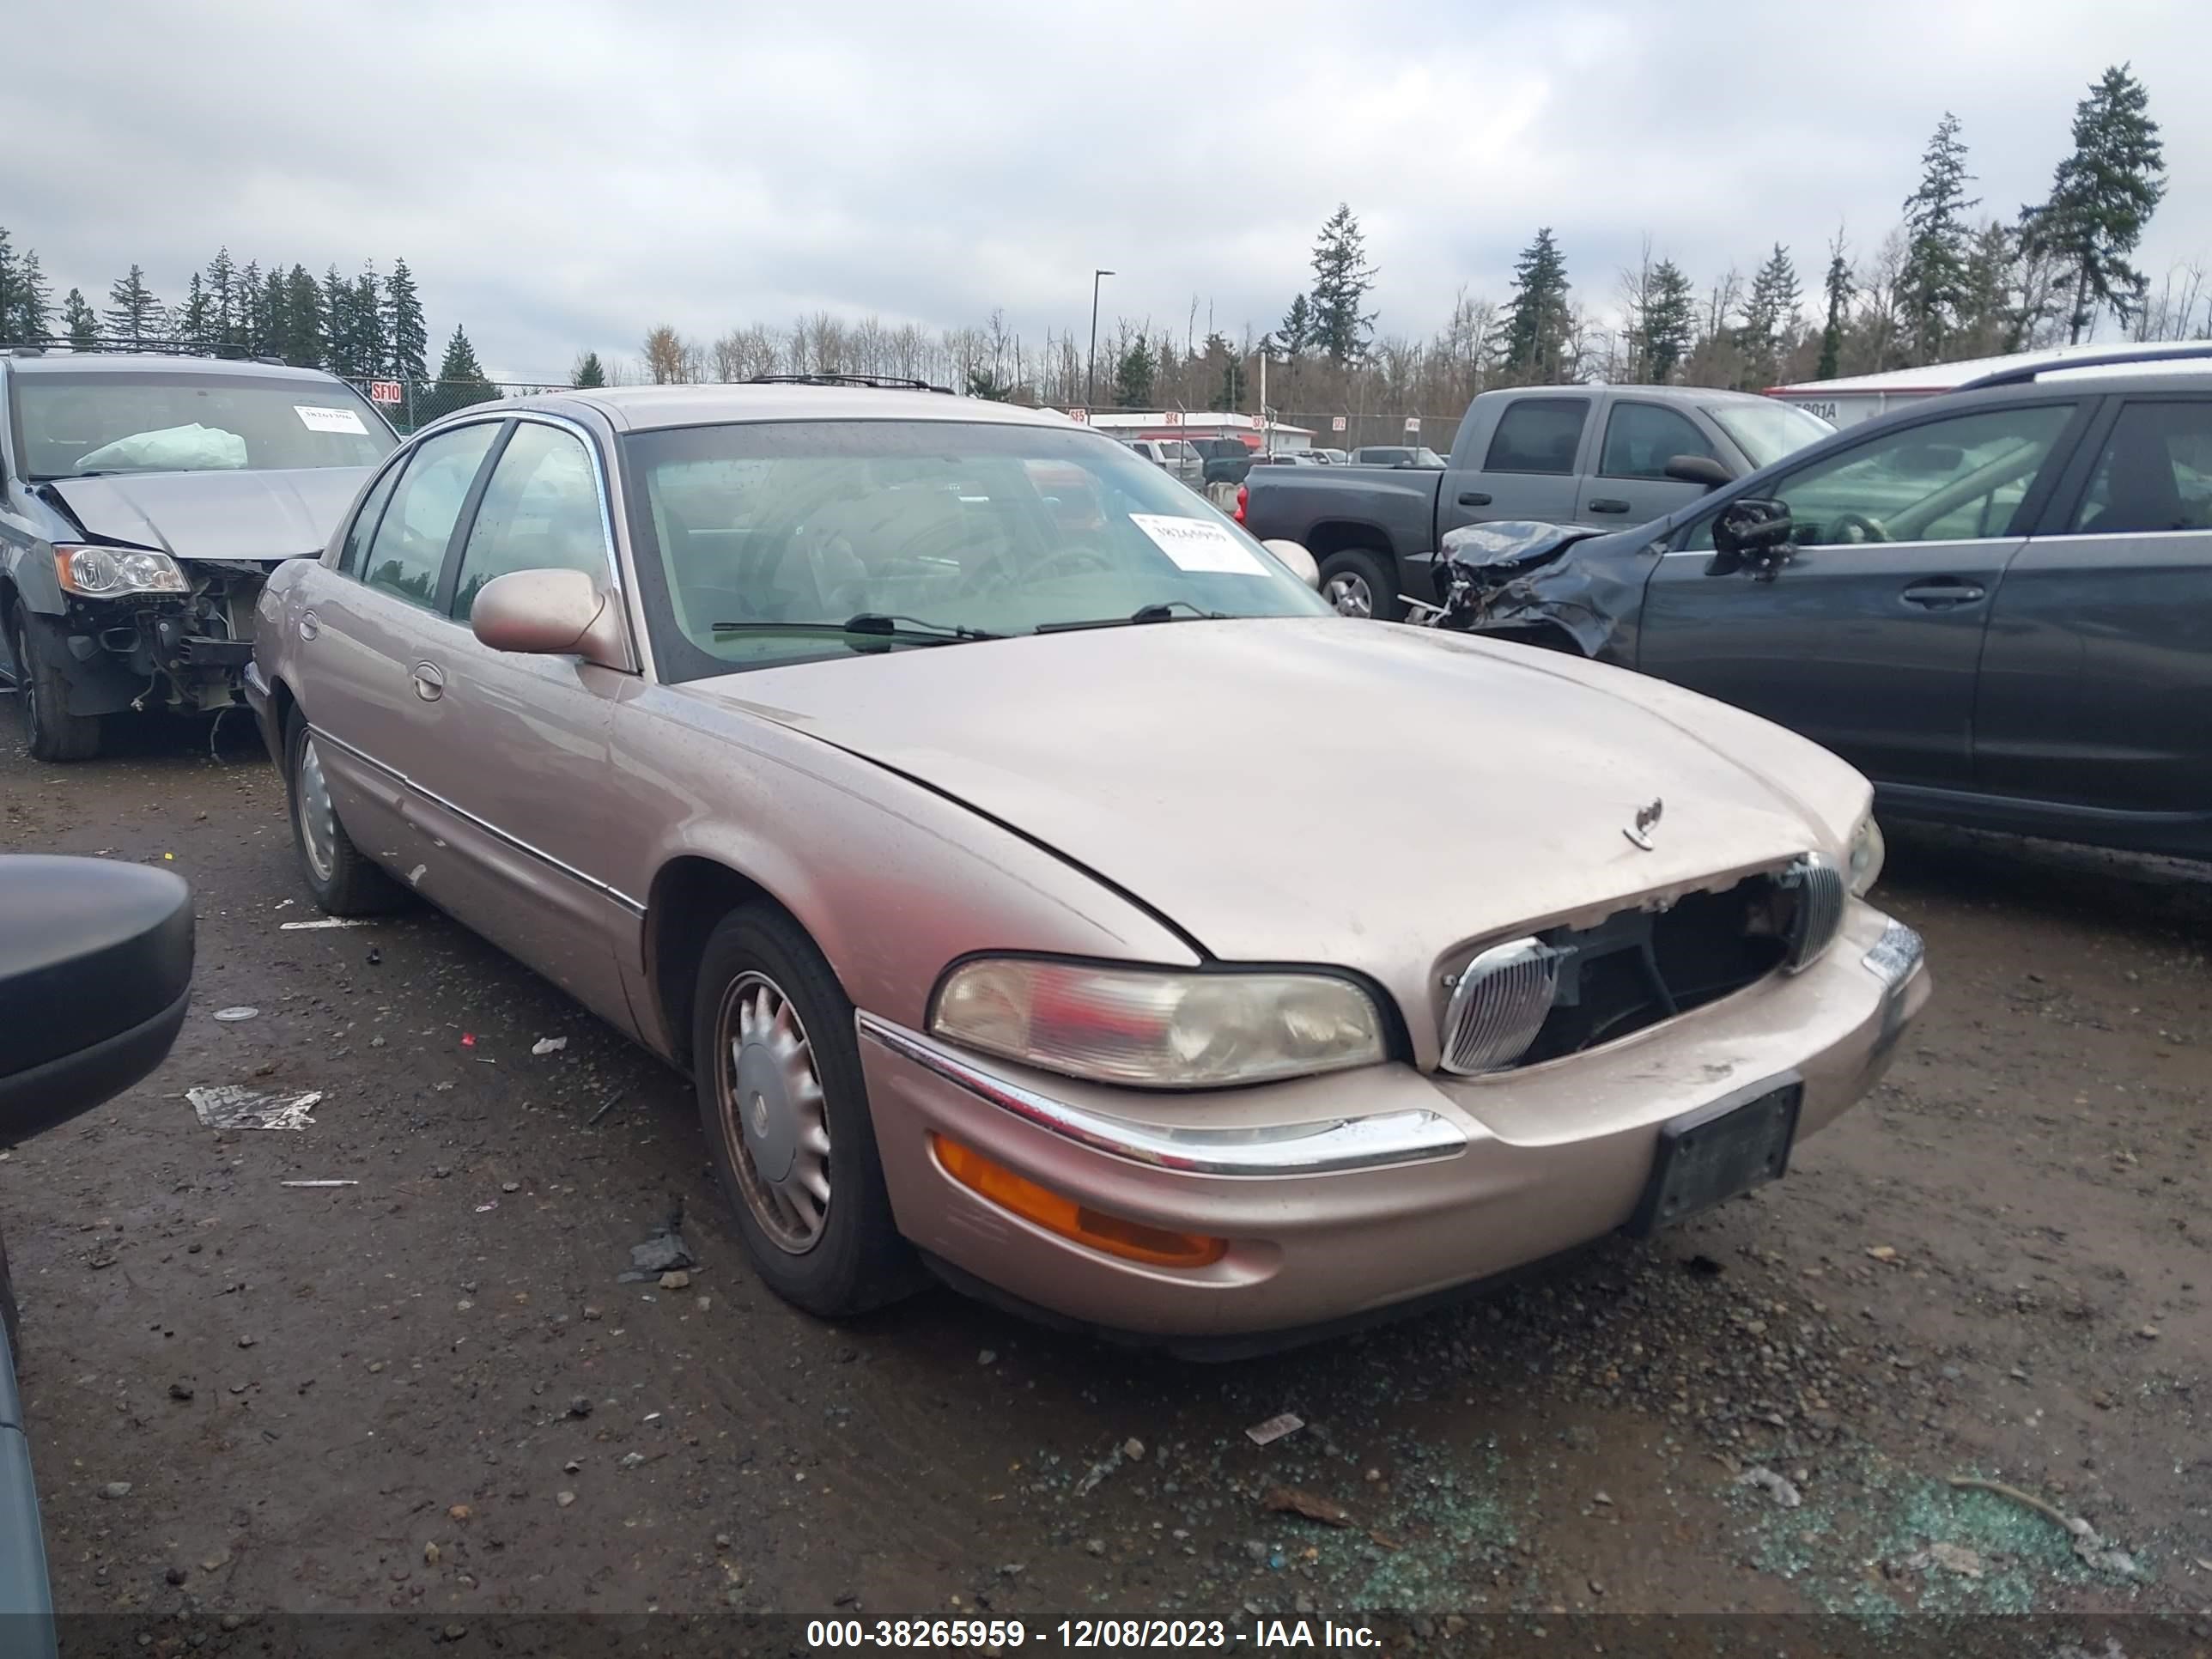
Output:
left=1463, top=549, right=1648, bottom=665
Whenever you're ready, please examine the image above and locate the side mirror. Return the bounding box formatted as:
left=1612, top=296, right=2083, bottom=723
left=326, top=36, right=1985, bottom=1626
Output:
left=1708, top=498, right=1796, bottom=578
left=1261, top=538, right=1322, bottom=589
left=1663, top=454, right=1733, bottom=490
left=0, top=856, right=193, bottom=1143
left=471, top=568, right=632, bottom=669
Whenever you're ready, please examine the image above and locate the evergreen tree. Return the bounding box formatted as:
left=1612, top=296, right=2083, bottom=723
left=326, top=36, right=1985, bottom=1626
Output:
left=237, top=259, right=266, bottom=355
left=570, top=349, right=607, bottom=388
left=1898, top=112, right=1979, bottom=363
left=349, top=269, right=386, bottom=380
left=1641, top=259, right=1697, bottom=382
left=62, top=288, right=100, bottom=351
left=104, top=264, right=165, bottom=348
left=206, top=247, right=239, bottom=350
left=436, top=325, right=499, bottom=409
left=320, top=266, right=353, bottom=374
left=1307, top=204, right=1376, bottom=365
left=2021, top=64, right=2166, bottom=343
left=1111, top=337, right=1155, bottom=407
left=383, top=258, right=428, bottom=381
left=1816, top=228, right=1854, bottom=380
left=1201, top=331, right=1245, bottom=408
left=1276, top=293, right=1313, bottom=358
left=1736, top=244, right=1801, bottom=387
left=179, top=273, right=213, bottom=351
left=0, top=228, right=18, bottom=343
left=1499, top=228, right=1573, bottom=381
left=13, top=249, right=51, bottom=344
left=282, top=264, right=323, bottom=368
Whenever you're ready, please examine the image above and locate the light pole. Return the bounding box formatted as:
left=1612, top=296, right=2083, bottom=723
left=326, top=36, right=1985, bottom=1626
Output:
left=1085, top=269, right=1114, bottom=408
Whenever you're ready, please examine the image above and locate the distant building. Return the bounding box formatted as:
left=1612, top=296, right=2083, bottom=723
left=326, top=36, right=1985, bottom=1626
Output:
left=1067, top=410, right=1316, bottom=453
left=1768, top=341, right=2209, bottom=428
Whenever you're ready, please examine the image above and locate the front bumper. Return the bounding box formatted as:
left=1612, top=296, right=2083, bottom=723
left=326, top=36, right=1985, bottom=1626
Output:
left=860, top=901, right=1927, bottom=1345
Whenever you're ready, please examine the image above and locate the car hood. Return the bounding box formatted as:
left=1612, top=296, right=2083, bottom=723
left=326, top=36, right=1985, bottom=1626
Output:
left=681, top=619, right=1869, bottom=978
left=44, top=467, right=373, bottom=562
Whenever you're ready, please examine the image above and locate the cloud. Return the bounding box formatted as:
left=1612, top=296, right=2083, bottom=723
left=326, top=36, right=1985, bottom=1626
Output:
left=3, top=0, right=2206, bottom=378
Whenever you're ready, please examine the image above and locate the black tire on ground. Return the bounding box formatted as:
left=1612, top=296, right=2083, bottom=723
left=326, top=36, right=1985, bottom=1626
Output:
left=1317, top=548, right=1403, bottom=622
left=8, top=604, right=102, bottom=762
left=691, top=902, right=919, bottom=1318
left=282, top=709, right=402, bottom=915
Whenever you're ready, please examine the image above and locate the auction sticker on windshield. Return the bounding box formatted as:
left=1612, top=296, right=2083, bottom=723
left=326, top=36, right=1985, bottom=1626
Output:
left=1129, top=513, right=1267, bottom=575
left=295, top=404, right=368, bottom=434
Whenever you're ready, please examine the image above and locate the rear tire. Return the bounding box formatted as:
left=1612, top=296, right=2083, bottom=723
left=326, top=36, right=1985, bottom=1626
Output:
left=1318, top=549, right=1403, bottom=622
left=691, top=903, right=918, bottom=1318
left=8, top=605, right=102, bottom=762
left=283, top=710, right=402, bottom=915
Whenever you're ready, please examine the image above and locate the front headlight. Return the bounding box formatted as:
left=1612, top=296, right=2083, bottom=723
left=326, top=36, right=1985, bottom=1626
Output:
left=1846, top=813, right=1886, bottom=896
left=931, top=958, right=1386, bottom=1089
left=54, top=544, right=190, bottom=599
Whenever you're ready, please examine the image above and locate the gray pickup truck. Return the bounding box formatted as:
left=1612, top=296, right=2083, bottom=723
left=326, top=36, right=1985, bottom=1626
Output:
left=1238, top=384, right=1832, bottom=617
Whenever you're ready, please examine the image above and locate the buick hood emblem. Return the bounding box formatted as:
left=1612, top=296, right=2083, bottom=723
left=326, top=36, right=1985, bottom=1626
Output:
left=1625, top=798, right=1663, bottom=852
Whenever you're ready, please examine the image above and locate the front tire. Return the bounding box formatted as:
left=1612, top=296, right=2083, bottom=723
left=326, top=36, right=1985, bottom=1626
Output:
left=8, top=605, right=101, bottom=762
left=283, top=711, right=400, bottom=915
left=691, top=904, right=917, bottom=1317
left=1318, top=549, right=1403, bottom=621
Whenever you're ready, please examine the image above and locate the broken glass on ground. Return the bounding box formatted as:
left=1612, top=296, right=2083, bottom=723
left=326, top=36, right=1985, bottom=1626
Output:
left=188, top=1085, right=323, bottom=1130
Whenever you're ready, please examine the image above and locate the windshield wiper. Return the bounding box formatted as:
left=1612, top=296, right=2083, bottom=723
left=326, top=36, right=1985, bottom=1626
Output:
left=1035, top=599, right=1232, bottom=635
left=29, top=470, right=124, bottom=483
left=708, top=612, right=1004, bottom=646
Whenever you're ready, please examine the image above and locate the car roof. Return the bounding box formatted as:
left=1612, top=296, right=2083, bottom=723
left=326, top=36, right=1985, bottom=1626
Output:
left=3, top=352, right=349, bottom=385
left=1470, top=383, right=1776, bottom=408
left=491, top=384, right=1087, bottom=435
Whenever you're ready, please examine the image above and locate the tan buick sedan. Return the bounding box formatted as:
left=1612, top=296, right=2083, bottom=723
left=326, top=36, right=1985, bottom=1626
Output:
left=248, top=383, right=1928, bottom=1352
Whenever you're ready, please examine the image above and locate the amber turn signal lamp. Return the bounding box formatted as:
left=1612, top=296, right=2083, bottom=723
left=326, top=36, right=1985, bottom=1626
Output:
left=931, top=1134, right=1228, bottom=1269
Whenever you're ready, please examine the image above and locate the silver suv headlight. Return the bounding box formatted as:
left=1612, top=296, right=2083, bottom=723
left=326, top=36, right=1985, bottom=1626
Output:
left=931, top=958, right=1386, bottom=1089
left=55, top=544, right=190, bottom=599
left=1847, top=812, right=1886, bottom=896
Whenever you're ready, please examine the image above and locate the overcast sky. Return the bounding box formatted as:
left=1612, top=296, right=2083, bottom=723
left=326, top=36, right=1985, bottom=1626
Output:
left=6, top=0, right=2208, bottom=380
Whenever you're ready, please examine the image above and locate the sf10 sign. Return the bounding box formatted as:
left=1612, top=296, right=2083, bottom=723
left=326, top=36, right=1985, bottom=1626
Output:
left=368, top=380, right=405, bottom=406
left=1331, top=416, right=1347, bottom=433
left=1402, top=416, right=1421, bottom=434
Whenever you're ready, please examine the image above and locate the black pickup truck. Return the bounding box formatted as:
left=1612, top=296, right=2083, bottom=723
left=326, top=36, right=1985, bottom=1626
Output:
left=1237, top=384, right=1830, bottom=618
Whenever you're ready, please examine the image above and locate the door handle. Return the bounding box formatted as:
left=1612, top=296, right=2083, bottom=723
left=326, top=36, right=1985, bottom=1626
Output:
left=410, top=661, right=446, bottom=702
left=298, top=611, right=319, bottom=642
left=1457, top=491, right=1492, bottom=507
left=1588, top=498, right=1632, bottom=514
left=1899, top=579, right=1987, bottom=610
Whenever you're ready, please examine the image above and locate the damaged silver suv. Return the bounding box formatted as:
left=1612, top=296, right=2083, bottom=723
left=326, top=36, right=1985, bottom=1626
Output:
left=1, top=349, right=398, bottom=760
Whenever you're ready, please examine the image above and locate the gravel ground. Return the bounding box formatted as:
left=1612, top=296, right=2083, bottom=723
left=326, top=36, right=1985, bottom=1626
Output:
left=2, top=712, right=2207, bottom=1632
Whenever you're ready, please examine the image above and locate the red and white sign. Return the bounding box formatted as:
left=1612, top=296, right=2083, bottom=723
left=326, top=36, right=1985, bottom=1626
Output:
left=1331, top=415, right=1347, bottom=433
left=1066, top=406, right=1089, bottom=424
left=1403, top=416, right=1421, bottom=434
left=1161, top=410, right=1183, bottom=426
left=368, top=380, right=404, bottom=406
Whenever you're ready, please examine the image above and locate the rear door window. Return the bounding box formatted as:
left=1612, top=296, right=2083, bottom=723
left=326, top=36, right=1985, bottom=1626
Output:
left=2061, top=399, right=2212, bottom=535
left=1484, top=398, right=1589, bottom=474
left=359, top=422, right=501, bottom=609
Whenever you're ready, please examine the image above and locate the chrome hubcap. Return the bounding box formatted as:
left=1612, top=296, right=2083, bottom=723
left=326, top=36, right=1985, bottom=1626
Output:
left=295, top=736, right=338, bottom=883
left=716, top=971, right=831, bottom=1254
left=1323, top=573, right=1373, bottom=618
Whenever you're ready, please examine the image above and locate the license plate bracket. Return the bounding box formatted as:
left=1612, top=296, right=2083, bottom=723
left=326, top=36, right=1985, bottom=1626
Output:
left=1626, top=1074, right=1803, bottom=1237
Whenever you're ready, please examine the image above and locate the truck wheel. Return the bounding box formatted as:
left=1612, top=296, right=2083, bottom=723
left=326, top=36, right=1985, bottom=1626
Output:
left=283, top=711, right=402, bottom=915
left=1318, top=550, right=1402, bottom=622
left=8, top=605, right=102, bottom=762
left=692, top=902, right=920, bottom=1318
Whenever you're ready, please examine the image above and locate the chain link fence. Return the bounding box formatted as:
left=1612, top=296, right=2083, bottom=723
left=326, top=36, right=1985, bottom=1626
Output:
left=346, top=379, right=569, bottom=434
left=1280, top=411, right=1453, bottom=454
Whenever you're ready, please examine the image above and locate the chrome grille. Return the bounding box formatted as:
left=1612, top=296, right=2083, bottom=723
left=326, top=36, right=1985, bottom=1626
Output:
left=1439, top=937, right=1560, bottom=1075
left=1782, top=853, right=1845, bottom=970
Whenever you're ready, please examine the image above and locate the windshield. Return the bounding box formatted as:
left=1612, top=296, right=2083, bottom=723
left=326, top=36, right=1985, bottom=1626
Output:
left=1705, top=400, right=1833, bottom=470
left=626, top=419, right=1331, bottom=680
left=15, top=372, right=397, bottom=481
